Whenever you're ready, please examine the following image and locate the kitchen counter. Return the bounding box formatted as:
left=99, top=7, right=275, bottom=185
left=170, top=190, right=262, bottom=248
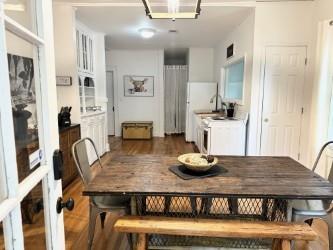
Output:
left=80, top=110, right=106, bottom=118
left=193, top=109, right=223, bottom=115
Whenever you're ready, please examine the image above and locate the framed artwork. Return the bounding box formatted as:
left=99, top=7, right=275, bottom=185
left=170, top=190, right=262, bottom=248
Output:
left=56, top=76, right=72, bottom=86
left=7, top=53, right=38, bottom=143
left=123, top=75, right=154, bottom=97
left=8, top=53, right=36, bottom=106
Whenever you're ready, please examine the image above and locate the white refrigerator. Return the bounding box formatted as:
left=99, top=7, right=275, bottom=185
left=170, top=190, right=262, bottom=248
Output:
left=185, top=82, right=218, bottom=142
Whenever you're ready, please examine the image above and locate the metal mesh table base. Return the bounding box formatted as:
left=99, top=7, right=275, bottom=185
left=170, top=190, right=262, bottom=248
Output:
left=135, top=196, right=288, bottom=248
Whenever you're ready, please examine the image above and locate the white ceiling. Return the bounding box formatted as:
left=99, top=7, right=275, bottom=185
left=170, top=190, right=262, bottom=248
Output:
left=75, top=5, right=254, bottom=50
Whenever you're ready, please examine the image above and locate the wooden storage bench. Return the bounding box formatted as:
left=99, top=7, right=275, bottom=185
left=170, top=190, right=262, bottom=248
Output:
left=122, top=121, right=153, bottom=140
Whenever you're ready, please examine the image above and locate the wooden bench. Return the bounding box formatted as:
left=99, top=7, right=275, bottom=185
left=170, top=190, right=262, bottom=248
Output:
left=114, top=216, right=317, bottom=250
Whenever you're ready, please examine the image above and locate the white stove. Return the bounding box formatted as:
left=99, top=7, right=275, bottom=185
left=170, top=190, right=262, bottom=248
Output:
left=199, top=113, right=248, bottom=156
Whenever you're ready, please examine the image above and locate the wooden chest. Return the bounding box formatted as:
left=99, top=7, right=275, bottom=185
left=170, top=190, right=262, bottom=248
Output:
left=122, top=121, right=153, bottom=140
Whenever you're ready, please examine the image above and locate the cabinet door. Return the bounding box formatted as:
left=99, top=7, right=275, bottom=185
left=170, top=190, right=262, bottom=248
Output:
left=88, top=120, right=98, bottom=164
left=88, top=37, right=94, bottom=74
left=59, top=131, right=70, bottom=186
left=81, top=33, right=88, bottom=71
left=76, top=29, right=81, bottom=71
left=69, top=127, right=80, bottom=179
left=99, top=115, right=106, bottom=155
left=210, top=123, right=245, bottom=156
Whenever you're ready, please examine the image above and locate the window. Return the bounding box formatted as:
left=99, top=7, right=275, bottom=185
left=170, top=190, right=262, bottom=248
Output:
left=222, top=57, right=245, bottom=102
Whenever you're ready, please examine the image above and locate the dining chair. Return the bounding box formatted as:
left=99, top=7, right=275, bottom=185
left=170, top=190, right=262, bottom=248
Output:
left=291, top=141, right=333, bottom=250
left=72, top=137, right=131, bottom=250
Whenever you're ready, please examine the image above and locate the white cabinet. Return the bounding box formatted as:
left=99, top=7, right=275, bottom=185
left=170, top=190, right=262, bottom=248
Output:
left=81, top=112, right=108, bottom=164
left=201, top=114, right=248, bottom=156
left=76, top=27, right=94, bottom=75
left=209, top=121, right=247, bottom=156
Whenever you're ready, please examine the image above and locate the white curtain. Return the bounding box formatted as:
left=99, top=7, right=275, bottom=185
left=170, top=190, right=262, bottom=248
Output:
left=309, top=20, right=333, bottom=177
left=164, top=65, right=188, bottom=134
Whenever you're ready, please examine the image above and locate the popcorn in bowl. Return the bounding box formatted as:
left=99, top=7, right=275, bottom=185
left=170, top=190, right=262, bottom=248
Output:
left=178, top=153, right=218, bottom=172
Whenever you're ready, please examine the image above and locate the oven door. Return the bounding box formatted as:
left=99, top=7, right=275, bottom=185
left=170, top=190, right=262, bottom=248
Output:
left=202, top=127, right=210, bottom=154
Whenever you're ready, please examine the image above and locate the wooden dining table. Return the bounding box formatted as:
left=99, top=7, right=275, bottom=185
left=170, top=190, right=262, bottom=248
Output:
left=83, top=154, right=333, bottom=248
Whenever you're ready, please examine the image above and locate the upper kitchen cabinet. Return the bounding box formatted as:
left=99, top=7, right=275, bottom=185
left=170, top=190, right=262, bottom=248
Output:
left=76, top=23, right=95, bottom=76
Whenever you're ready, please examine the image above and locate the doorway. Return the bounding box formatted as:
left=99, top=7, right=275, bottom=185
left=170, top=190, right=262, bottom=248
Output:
left=260, top=46, right=307, bottom=161
left=106, top=71, right=115, bottom=136
left=164, top=49, right=189, bottom=135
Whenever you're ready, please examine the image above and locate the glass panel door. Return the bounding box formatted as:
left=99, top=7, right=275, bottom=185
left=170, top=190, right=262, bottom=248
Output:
left=0, top=0, right=66, bottom=249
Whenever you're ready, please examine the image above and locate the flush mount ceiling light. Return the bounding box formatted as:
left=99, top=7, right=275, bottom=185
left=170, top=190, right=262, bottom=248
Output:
left=142, top=0, right=201, bottom=20
left=139, top=28, right=156, bottom=39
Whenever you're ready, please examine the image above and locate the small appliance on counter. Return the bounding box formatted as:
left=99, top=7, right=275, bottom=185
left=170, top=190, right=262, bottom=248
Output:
left=58, top=106, right=72, bottom=128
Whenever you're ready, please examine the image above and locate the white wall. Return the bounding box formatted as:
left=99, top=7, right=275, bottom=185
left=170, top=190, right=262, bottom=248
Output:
left=247, top=1, right=315, bottom=167
left=188, top=48, right=214, bottom=82
left=214, top=11, right=255, bottom=112
left=53, top=4, right=81, bottom=123
left=105, top=50, right=164, bottom=137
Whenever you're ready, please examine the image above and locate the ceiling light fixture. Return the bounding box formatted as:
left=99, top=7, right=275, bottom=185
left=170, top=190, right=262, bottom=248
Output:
left=139, top=28, right=156, bottom=39
left=142, top=0, right=201, bottom=21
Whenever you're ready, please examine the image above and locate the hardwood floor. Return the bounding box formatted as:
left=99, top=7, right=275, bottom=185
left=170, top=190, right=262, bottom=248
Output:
left=65, top=135, right=197, bottom=250
left=0, top=135, right=330, bottom=249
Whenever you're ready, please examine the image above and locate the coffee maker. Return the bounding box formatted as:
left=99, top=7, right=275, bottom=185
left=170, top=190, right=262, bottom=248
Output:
left=58, top=106, right=72, bottom=128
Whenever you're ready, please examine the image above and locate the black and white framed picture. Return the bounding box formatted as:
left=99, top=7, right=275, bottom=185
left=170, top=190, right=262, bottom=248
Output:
left=8, top=53, right=36, bottom=106
left=7, top=53, right=38, bottom=141
left=123, top=75, right=154, bottom=97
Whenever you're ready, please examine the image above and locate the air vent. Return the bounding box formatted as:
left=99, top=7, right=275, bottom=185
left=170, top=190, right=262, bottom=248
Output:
left=169, top=30, right=178, bottom=33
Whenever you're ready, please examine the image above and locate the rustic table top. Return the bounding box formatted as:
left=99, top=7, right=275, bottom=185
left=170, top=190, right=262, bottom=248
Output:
left=83, top=155, right=333, bottom=199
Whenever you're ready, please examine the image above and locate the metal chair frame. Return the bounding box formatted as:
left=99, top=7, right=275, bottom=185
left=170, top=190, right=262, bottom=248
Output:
left=292, top=141, right=333, bottom=250
left=72, top=137, right=131, bottom=249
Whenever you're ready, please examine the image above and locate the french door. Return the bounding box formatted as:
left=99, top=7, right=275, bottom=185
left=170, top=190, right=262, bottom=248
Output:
left=260, top=46, right=306, bottom=161
left=0, top=0, right=65, bottom=249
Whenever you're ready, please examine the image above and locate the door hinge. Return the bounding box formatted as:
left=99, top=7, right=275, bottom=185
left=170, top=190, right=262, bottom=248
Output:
left=301, top=107, right=304, bottom=114
left=112, top=106, right=115, bottom=112
left=298, top=153, right=301, bottom=161
left=305, top=58, right=308, bottom=65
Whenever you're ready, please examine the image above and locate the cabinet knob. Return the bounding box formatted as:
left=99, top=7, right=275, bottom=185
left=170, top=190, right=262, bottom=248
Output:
left=264, top=118, right=269, bottom=123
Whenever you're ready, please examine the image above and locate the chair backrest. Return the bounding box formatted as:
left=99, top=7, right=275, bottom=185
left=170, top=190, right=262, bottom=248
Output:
left=71, top=137, right=103, bottom=185
left=312, top=141, right=333, bottom=209
left=312, top=141, right=333, bottom=183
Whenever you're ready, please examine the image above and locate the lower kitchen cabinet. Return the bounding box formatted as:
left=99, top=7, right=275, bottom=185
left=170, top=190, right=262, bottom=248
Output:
left=17, top=124, right=80, bottom=224
left=59, top=124, right=81, bottom=188
left=81, top=111, right=108, bottom=164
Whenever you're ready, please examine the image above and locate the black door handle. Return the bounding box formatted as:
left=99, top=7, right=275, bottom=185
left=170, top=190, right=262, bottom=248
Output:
left=56, top=197, right=75, bottom=213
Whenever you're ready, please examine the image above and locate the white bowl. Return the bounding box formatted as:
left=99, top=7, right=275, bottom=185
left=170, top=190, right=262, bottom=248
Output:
left=178, top=153, right=218, bottom=172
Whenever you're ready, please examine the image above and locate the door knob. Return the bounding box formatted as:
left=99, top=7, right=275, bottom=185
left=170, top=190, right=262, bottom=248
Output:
left=264, top=118, right=269, bottom=122
left=56, top=197, right=75, bottom=213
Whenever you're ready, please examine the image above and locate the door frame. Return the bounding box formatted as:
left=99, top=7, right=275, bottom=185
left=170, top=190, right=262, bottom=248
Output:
left=106, top=69, right=115, bottom=136
left=106, top=65, right=119, bottom=136
left=258, top=45, right=307, bottom=161
left=0, top=1, right=65, bottom=249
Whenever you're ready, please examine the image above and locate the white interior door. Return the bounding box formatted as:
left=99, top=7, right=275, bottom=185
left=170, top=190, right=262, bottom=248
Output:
left=0, top=1, right=65, bottom=249
left=106, top=71, right=115, bottom=136
left=260, top=46, right=306, bottom=161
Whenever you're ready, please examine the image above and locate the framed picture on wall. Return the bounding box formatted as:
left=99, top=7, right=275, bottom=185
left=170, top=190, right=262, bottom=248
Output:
left=123, top=75, right=154, bottom=97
